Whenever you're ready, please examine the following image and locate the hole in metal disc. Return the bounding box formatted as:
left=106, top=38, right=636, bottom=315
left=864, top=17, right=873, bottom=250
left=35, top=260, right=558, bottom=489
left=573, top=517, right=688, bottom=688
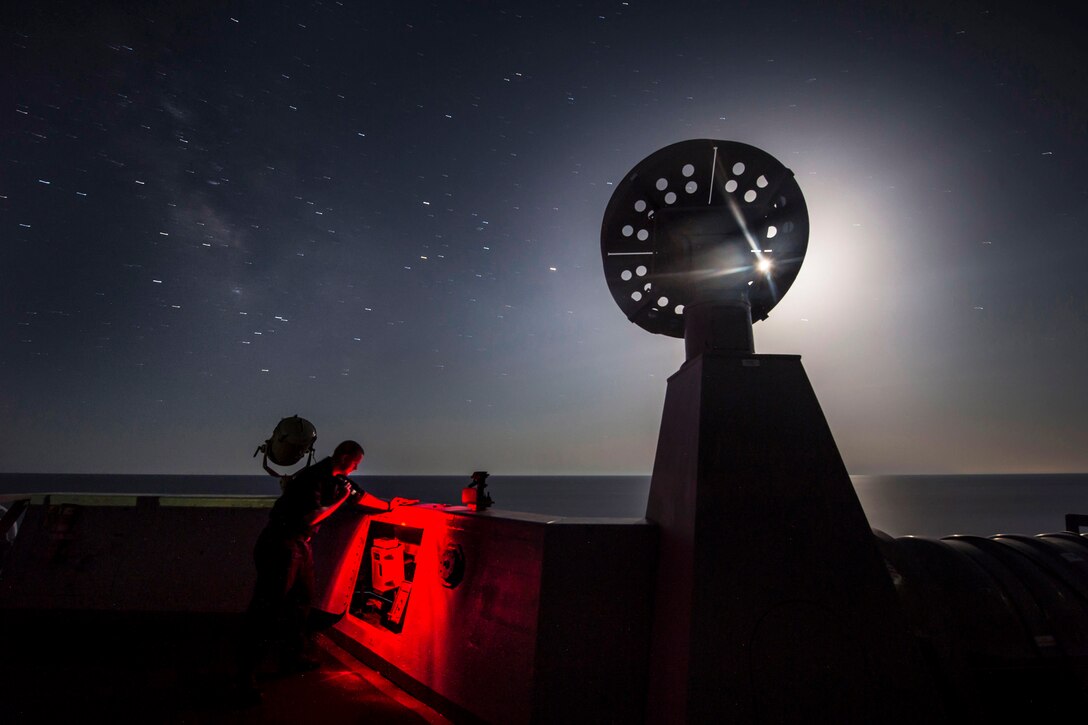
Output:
left=657, top=296, right=668, bottom=307
left=674, top=304, right=685, bottom=315
left=637, top=229, right=649, bottom=241
left=622, top=225, right=633, bottom=237
left=725, top=179, right=738, bottom=193
left=631, top=291, right=642, bottom=301
left=635, top=265, right=647, bottom=277
left=655, top=177, right=668, bottom=191
left=744, top=189, right=757, bottom=202
left=682, top=163, right=695, bottom=177
left=756, top=174, right=768, bottom=188
left=620, top=269, right=633, bottom=281
left=634, top=200, right=647, bottom=212
left=644, top=282, right=652, bottom=291
left=664, top=191, right=677, bottom=204
left=732, top=162, right=745, bottom=175
left=685, top=181, right=698, bottom=194
left=766, top=225, right=777, bottom=239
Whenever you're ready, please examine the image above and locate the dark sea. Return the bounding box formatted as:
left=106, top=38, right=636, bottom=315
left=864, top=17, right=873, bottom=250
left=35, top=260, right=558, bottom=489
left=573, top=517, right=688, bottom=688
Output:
left=2, top=473, right=1086, bottom=539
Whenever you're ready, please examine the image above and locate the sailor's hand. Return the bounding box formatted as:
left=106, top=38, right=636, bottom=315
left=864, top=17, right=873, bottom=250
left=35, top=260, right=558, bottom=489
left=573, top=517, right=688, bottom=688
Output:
left=388, top=497, right=419, bottom=509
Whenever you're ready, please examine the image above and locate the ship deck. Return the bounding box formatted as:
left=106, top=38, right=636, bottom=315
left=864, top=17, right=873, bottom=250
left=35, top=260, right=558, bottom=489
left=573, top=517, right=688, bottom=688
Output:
left=2, top=610, right=447, bottom=724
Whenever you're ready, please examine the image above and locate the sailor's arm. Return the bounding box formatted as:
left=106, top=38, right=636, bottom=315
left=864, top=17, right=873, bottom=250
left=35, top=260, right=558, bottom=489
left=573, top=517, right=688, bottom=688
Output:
left=352, top=490, right=418, bottom=512
left=302, top=486, right=352, bottom=526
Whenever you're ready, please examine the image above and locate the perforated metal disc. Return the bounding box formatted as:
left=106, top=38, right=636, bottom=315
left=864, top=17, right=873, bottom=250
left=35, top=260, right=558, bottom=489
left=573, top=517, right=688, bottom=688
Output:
left=601, top=139, right=809, bottom=337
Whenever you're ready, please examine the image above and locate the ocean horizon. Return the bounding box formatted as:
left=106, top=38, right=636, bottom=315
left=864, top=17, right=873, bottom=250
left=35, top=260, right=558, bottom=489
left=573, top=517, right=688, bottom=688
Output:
left=2, top=472, right=1086, bottom=539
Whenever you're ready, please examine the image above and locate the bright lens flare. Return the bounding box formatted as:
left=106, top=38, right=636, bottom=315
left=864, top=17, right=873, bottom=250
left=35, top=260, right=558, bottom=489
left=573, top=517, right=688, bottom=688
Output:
left=757, top=258, right=772, bottom=274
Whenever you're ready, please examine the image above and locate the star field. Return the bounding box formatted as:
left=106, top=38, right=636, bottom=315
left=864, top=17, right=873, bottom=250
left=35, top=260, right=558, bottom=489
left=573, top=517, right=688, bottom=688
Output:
left=2, top=1, right=1086, bottom=474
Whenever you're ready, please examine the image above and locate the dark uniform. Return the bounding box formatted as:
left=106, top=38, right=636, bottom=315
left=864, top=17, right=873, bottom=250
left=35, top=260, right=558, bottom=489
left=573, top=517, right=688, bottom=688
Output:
left=240, top=458, right=349, bottom=678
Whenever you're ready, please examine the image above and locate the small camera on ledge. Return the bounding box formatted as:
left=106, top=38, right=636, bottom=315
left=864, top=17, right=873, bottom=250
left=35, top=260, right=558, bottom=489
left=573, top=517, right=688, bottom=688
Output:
left=461, top=471, right=493, bottom=511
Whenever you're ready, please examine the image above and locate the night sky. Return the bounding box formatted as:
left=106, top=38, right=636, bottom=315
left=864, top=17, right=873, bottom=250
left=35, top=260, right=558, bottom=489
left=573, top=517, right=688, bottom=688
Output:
left=2, top=1, right=1085, bottom=475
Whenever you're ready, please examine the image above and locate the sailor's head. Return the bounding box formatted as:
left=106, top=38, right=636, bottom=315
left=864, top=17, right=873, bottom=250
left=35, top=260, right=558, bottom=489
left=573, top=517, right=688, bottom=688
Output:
left=332, top=440, right=364, bottom=476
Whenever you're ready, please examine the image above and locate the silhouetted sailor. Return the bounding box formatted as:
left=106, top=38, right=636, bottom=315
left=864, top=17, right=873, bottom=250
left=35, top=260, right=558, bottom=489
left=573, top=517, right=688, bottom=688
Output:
left=237, top=439, right=415, bottom=702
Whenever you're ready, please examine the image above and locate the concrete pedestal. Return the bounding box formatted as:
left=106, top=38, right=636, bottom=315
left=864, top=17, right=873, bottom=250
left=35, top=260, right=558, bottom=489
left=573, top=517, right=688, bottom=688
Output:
left=645, top=352, right=939, bottom=723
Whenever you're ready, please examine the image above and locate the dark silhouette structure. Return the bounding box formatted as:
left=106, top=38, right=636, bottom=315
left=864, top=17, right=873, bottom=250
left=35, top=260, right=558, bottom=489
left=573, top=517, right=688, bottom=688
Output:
left=603, top=139, right=1088, bottom=722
